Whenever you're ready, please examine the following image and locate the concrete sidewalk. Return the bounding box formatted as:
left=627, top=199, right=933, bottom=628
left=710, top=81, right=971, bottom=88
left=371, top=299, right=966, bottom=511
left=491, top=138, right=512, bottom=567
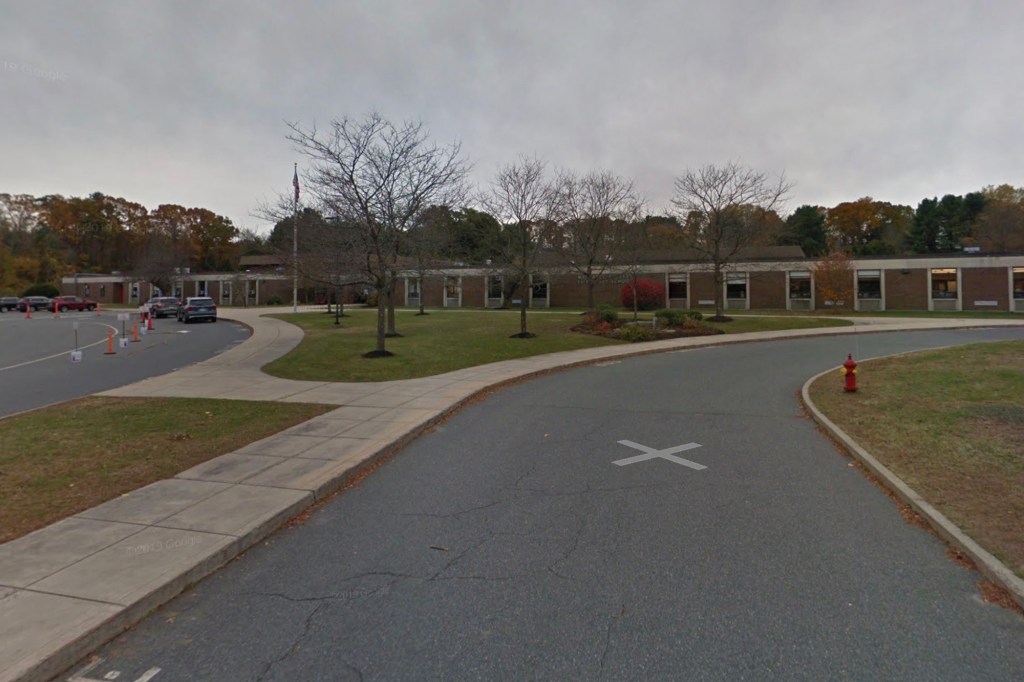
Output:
left=2, top=308, right=1023, bottom=682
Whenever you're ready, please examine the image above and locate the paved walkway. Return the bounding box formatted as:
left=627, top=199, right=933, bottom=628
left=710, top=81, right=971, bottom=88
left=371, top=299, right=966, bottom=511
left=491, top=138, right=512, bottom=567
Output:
left=3, top=308, right=1023, bottom=682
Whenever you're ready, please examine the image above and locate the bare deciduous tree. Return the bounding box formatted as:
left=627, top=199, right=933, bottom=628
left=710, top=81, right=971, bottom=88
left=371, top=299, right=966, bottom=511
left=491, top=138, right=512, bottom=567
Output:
left=480, top=156, right=558, bottom=338
left=973, top=200, right=1024, bottom=252
left=615, top=220, right=655, bottom=321
left=670, top=162, right=792, bottom=320
left=552, top=170, right=645, bottom=311
left=287, top=113, right=469, bottom=356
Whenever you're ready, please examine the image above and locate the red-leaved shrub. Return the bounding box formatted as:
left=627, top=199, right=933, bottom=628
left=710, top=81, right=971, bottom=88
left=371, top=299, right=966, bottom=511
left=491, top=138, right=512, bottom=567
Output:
left=621, top=278, right=665, bottom=310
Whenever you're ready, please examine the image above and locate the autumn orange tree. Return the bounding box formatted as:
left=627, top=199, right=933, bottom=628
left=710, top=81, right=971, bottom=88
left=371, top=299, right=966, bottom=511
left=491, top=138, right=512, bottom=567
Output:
left=972, top=184, right=1024, bottom=252
left=824, top=197, right=912, bottom=255
left=813, top=251, right=854, bottom=310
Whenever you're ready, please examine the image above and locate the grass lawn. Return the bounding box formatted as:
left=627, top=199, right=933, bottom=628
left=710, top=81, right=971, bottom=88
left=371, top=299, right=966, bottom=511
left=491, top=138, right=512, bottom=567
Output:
left=808, top=340, right=1024, bottom=580
left=0, top=397, right=333, bottom=542
left=703, top=315, right=851, bottom=334
left=264, top=307, right=853, bottom=382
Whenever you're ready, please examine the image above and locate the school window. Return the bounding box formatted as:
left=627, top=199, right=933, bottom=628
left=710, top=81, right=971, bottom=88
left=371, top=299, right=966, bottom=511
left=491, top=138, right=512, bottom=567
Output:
left=1014, top=268, right=1024, bottom=299
left=83, top=284, right=90, bottom=296
left=1007, top=266, right=1024, bottom=296
left=221, top=282, right=231, bottom=301
left=407, top=278, right=420, bottom=299
left=197, top=280, right=208, bottom=296
left=668, top=274, right=687, bottom=299
left=726, top=273, right=747, bottom=299
left=931, top=268, right=957, bottom=299
left=531, top=276, right=548, bottom=299
left=487, top=276, right=503, bottom=299
left=130, top=284, right=139, bottom=300
left=857, top=270, right=881, bottom=299
left=445, top=276, right=460, bottom=297
left=99, top=284, right=106, bottom=297
left=789, top=271, right=811, bottom=299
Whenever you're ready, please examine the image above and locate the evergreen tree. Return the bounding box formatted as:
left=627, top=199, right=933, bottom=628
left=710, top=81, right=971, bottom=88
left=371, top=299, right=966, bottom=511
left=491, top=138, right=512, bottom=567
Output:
left=779, top=205, right=827, bottom=256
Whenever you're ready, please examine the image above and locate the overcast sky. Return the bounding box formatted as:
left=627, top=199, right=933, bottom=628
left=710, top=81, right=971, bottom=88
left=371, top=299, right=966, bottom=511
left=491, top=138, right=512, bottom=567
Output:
left=2, top=0, right=1022, bottom=234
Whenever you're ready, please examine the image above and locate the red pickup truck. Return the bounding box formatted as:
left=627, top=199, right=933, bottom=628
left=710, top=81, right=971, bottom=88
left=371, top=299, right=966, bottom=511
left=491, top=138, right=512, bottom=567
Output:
left=48, top=295, right=98, bottom=312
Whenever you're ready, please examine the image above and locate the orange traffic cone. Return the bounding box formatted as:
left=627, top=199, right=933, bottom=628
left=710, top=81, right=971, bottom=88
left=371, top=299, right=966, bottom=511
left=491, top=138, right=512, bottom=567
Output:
left=147, top=315, right=154, bottom=331
left=104, top=329, right=115, bottom=354
left=25, top=306, right=31, bottom=319
left=132, top=321, right=140, bottom=342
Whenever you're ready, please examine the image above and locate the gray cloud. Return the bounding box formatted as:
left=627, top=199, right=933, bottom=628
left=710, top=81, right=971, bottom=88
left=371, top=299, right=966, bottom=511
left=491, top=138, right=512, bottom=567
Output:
left=2, top=0, right=1022, bottom=232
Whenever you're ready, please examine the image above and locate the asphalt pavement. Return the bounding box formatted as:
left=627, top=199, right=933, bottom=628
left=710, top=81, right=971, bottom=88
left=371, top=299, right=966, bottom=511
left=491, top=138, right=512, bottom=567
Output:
left=0, top=310, right=250, bottom=418
left=2, top=309, right=1023, bottom=681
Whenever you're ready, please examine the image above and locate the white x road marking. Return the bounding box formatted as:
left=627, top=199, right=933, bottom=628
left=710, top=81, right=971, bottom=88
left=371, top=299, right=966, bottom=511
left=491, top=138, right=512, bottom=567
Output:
left=613, top=440, right=706, bottom=470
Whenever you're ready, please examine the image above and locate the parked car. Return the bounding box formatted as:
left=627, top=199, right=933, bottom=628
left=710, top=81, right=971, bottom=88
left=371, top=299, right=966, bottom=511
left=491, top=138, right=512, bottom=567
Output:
left=0, top=296, right=19, bottom=312
left=146, top=296, right=181, bottom=318
left=48, top=295, right=98, bottom=312
left=177, top=296, right=217, bottom=323
left=17, top=296, right=52, bottom=312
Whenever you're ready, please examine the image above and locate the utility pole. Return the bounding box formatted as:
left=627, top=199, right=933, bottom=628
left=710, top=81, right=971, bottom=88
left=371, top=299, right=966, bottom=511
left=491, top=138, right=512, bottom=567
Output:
left=292, top=162, right=299, bottom=312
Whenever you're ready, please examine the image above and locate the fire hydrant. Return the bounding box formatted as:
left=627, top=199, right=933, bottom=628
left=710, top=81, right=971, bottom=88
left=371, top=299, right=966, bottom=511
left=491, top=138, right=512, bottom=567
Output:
left=840, top=354, right=858, bottom=392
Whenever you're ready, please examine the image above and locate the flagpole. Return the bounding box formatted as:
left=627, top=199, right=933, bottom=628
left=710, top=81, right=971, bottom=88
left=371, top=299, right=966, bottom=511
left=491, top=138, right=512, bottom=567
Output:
left=292, top=162, right=298, bottom=313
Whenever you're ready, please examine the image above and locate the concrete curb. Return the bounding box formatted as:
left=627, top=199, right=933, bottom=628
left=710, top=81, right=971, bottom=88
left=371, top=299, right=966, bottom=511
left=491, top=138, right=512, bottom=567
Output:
left=801, top=363, right=1024, bottom=613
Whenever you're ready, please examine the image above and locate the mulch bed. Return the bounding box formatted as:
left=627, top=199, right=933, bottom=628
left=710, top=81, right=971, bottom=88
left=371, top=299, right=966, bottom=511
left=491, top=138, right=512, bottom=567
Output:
left=571, top=320, right=723, bottom=341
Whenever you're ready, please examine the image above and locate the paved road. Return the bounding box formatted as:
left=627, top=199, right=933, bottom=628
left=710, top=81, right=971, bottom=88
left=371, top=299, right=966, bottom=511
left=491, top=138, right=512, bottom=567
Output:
left=69, top=327, right=1024, bottom=681
left=0, top=312, right=250, bottom=418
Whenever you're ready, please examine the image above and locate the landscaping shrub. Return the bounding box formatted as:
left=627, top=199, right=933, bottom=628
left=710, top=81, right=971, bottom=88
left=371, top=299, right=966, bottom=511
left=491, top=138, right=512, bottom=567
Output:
left=656, top=308, right=703, bottom=324
left=621, top=278, right=665, bottom=310
left=23, top=283, right=59, bottom=298
left=594, top=304, right=619, bottom=323
left=267, top=295, right=284, bottom=305
left=618, top=324, right=656, bottom=342
left=655, top=309, right=687, bottom=326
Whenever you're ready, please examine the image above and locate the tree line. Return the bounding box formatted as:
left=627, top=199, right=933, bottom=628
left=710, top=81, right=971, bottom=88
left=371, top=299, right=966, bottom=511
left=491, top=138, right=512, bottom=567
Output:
left=780, top=187, right=1024, bottom=257
left=0, top=192, right=265, bottom=296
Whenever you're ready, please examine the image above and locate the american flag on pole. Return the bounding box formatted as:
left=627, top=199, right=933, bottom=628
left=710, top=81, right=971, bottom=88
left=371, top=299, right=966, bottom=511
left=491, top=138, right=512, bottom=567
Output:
left=292, top=164, right=300, bottom=203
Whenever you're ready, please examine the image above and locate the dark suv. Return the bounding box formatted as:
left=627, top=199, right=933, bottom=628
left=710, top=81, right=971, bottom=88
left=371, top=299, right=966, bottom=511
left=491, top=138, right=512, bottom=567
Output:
left=177, top=296, right=217, bottom=323
left=0, top=296, right=19, bottom=311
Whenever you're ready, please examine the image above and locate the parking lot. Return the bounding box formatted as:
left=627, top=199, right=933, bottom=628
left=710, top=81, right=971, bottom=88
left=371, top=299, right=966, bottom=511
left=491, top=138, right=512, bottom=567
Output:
left=0, top=309, right=251, bottom=418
